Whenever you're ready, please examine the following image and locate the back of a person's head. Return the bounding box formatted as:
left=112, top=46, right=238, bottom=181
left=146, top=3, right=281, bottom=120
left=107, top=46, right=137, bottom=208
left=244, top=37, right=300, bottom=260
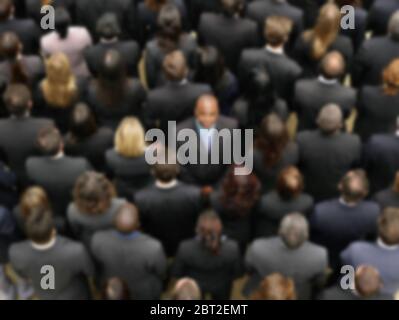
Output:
left=99, top=49, right=126, bottom=81
left=389, top=11, right=399, bottom=41
left=383, top=59, right=399, bottom=96
left=316, top=103, right=343, bottom=134
left=73, top=171, right=116, bottom=216
left=114, top=203, right=140, bottom=234
left=20, top=186, right=50, bottom=219
left=196, top=210, right=223, bottom=255
left=277, top=166, right=304, bottom=199
left=3, top=84, right=32, bottom=116
left=102, top=277, right=130, bottom=300
left=146, top=0, right=167, bottom=12
left=37, top=125, right=63, bottom=157
left=220, top=0, right=243, bottom=17
left=378, top=207, right=399, bottom=246
left=265, top=15, right=293, bottom=47
left=249, top=67, right=274, bottom=97
left=172, top=278, right=202, bottom=300
left=0, top=31, right=20, bottom=60
left=54, top=7, right=71, bottom=39
left=251, top=273, right=296, bottom=300
left=25, top=206, right=54, bottom=245
left=153, top=161, right=179, bottom=183
left=96, top=13, right=121, bottom=40
left=115, top=117, right=146, bottom=158
left=157, top=3, right=182, bottom=51
left=68, top=103, right=97, bottom=140
left=339, top=170, right=369, bottom=203
left=307, top=3, right=341, bottom=60
left=355, top=265, right=382, bottom=298
left=0, top=0, right=12, bottom=22
left=320, top=51, right=345, bottom=79
left=162, top=50, right=188, bottom=82
left=278, top=213, right=309, bottom=249
left=195, top=46, right=225, bottom=87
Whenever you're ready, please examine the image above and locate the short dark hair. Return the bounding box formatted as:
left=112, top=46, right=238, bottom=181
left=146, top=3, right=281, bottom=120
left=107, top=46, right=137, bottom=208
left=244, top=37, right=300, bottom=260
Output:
left=68, top=103, right=97, bottom=141
left=25, top=207, right=54, bottom=244
left=3, top=84, right=32, bottom=116
left=339, top=170, right=369, bottom=203
left=0, top=0, right=13, bottom=22
left=96, top=13, right=121, bottom=39
left=37, top=126, right=63, bottom=156
left=153, top=162, right=179, bottom=183
left=277, top=166, right=304, bottom=199
left=378, top=207, right=399, bottom=246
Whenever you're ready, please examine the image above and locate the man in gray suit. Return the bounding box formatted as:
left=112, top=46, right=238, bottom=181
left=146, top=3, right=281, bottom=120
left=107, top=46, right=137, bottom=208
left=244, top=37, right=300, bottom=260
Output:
left=244, top=213, right=328, bottom=300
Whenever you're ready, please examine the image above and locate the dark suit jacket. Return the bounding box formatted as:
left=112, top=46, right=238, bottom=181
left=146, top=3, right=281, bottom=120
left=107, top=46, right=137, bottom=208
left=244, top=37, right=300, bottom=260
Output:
left=310, top=199, right=379, bottom=268
left=294, top=78, right=356, bottom=131
left=239, top=48, right=302, bottom=109
left=363, top=133, right=399, bottom=194
left=144, top=81, right=211, bottom=132
left=374, top=188, right=399, bottom=209
left=185, top=0, right=221, bottom=30
left=355, top=86, right=399, bottom=142
left=176, top=116, right=238, bottom=186
left=0, top=117, right=54, bottom=184
left=353, top=36, right=399, bottom=87
left=84, top=40, right=140, bottom=78
left=25, top=156, right=91, bottom=219
left=135, top=182, right=202, bottom=257
left=297, top=130, right=362, bottom=201
left=0, top=18, right=40, bottom=55
left=198, top=12, right=258, bottom=72
left=173, top=237, right=242, bottom=299
left=368, top=0, right=399, bottom=37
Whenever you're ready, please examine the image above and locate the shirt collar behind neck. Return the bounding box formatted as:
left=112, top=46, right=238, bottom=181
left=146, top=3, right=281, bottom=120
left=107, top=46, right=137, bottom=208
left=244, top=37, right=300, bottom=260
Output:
left=377, top=238, right=399, bottom=250
left=31, top=236, right=56, bottom=251
left=318, top=75, right=338, bottom=85
left=265, top=45, right=284, bottom=55
left=156, top=179, right=178, bottom=189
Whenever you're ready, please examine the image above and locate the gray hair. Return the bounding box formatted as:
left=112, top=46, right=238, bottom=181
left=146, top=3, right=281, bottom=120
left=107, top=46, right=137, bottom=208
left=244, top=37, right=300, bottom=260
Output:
left=278, top=213, right=309, bottom=249
left=316, top=103, right=343, bottom=134
left=389, top=11, right=399, bottom=41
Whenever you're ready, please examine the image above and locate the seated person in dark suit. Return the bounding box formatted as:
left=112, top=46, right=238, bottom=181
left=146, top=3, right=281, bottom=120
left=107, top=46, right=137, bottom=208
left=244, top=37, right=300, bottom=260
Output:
left=198, top=0, right=258, bottom=73
left=252, top=114, right=299, bottom=193
left=34, top=53, right=86, bottom=133
left=135, top=160, right=202, bottom=257
left=65, top=103, right=114, bottom=173
left=0, top=0, right=40, bottom=55
left=0, top=84, right=54, bottom=185
left=232, top=68, right=289, bottom=130
left=311, top=170, right=379, bottom=270
left=194, top=46, right=239, bottom=115
left=172, top=210, right=242, bottom=300
left=26, top=126, right=91, bottom=225
left=250, top=273, right=297, bottom=300
left=297, top=104, right=362, bottom=202
left=353, top=11, right=399, bottom=87
left=144, top=50, right=211, bottom=133
left=0, top=32, right=43, bottom=87
left=255, top=166, right=314, bottom=238
left=9, top=207, right=94, bottom=300
left=319, top=265, right=393, bottom=300
left=355, top=59, right=399, bottom=142
left=374, top=172, right=399, bottom=209
left=176, top=95, right=238, bottom=188
left=91, top=203, right=167, bottom=300
left=106, top=117, right=152, bottom=200
left=368, top=0, right=399, bottom=37
left=362, top=123, right=399, bottom=194
left=86, top=49, right=146, bottom=130
left=210, top=165, right=261, bottom=253
left=244, top=213, right=328, bottom=300
left=293, top=3, right=353, bottom=78
left=144, top=3, right=197, bottom=89
left=0, top=204, right=15, bottom=300
left=294, top=51, right=356, bottom=131
left=85, top=13, right=140, bottom=78
left=67, top=172, right=126, bottom=247
left=341, top=207, right=399, bottom=296
left=239, top=15, right=302, bottom=111
left=246, top=0, right=304, bottom=51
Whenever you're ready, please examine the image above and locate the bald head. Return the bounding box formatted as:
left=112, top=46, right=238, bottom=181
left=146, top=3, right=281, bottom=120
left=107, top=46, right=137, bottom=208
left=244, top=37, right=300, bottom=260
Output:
left=355, top=266, right=382, bottom=298
left=195, top=95, right=219, bottom=129
left=317, top=104, right=343, bottom=134
left=114, top=203, right=140, bottom=234
left=389, top=11, right=399, bottom=41
left=320, top=51, right=345, bottom=79
left=163, top=50, right=188, bottom=82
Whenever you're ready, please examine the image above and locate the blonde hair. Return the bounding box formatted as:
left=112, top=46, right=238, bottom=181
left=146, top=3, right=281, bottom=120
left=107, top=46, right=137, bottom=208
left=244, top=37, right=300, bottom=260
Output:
left=304, top=3, right=341, bottom=60
left=42, top=53, right=77, bottom=108
left=115, top=117, right=146, bottom=158
left=383, top=59, right=399, bottom=96
left=251, top=273, right=296, bottom=300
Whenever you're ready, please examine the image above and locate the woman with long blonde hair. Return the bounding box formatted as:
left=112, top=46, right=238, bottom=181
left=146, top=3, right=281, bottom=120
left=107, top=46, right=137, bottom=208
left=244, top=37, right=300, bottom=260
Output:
left=105, top=117, right=152, bottom=198
left=293, top=3, right=353, bottom=77
left=37, top=52, right=81, bottom=132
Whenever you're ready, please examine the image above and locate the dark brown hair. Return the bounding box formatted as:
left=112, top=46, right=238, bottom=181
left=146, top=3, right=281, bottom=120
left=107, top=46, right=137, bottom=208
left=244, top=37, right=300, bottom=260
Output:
left=3, top=83, right=31, bottom=116
left=276, top=166, right=304, bottom=199
left=145, top=0, right=167, bottom=12
left=37, top=126, right=63, bottom=156
left=378, top=207, right=399, bottom=246
left=25, top=207, right=54, bottom=244
left=73, top=172, right=116, bottom=216
left=0, top=32, right=28, bottom=84
left=196, top=210, right=223, bottom=255
left=156, top=3, right=182, bottom=53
